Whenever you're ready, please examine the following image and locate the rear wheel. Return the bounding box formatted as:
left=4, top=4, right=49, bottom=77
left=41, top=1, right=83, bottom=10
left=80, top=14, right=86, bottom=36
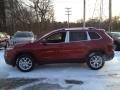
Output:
left=16, top=55, right=34, bottom=72
left=87, top=53, right=104, bottom=70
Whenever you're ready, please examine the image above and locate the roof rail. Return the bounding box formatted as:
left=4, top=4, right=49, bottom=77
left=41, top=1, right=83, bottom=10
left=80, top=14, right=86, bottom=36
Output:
left=88, top=27, right=96, bottom=30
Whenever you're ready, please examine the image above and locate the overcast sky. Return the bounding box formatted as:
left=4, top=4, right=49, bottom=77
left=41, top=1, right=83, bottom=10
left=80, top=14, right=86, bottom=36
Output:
left=54, top=0, right=120, bottom=22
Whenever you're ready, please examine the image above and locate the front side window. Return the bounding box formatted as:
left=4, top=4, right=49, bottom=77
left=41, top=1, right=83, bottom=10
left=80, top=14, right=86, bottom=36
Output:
left=45, top=32, right=66, bottom=43
left=69, top=31, right=87, bottom=42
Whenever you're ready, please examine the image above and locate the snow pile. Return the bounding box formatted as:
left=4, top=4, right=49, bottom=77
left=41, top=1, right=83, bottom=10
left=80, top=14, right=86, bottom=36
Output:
left=0, top=50, right=9, bottom=78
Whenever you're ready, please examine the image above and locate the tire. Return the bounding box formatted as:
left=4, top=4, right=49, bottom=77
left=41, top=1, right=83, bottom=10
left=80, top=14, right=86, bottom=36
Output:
left=16, top=55, right=34, bottom=72
left=87, top=53, right=104, bottom=70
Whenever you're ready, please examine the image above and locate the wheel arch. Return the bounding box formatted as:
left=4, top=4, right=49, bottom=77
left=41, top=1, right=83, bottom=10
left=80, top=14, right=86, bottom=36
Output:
left=85, top=49, right=105, bottom=61
left=14, top=52, right=36, bottom=65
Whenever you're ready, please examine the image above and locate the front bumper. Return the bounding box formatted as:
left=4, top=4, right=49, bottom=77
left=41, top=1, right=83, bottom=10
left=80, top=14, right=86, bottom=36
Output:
left=4, top=58, right=14, bottom=66
left=4, top=49, right=16, bottom=66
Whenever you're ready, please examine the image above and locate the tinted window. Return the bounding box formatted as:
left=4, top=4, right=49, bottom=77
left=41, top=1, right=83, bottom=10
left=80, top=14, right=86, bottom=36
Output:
left=70, top=31, right=87, bottom=41
left=14, top=32, right=34, bottom=38
left=88, top=32, right=101, bottom=39
left=46, top=32, right=66, bottom=43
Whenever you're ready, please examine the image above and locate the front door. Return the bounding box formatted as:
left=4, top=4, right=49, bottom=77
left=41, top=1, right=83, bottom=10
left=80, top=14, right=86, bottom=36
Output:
left=37, top=31, right=66, bottom=62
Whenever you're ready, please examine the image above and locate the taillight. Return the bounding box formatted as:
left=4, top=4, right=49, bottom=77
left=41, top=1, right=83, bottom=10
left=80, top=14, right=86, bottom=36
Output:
left=107, top=44, right=113, bottom=52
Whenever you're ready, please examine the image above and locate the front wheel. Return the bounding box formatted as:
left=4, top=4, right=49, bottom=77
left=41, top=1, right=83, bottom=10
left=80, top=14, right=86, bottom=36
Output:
left=16, top=55, right=34, bottom=72
left=87, top=53, right=104, bottom=70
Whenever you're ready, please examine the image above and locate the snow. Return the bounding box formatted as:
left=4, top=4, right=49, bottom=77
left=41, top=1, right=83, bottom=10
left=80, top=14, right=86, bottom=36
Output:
left=1, top=49, right=120, bottom=90
left=0, top=50, right=9, bottom=78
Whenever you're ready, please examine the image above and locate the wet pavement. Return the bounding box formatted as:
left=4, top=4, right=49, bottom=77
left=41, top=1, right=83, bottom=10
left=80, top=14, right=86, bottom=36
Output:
left=0, top=78, right=84, bottom=90
left=0, top=78, right=38, bottom=90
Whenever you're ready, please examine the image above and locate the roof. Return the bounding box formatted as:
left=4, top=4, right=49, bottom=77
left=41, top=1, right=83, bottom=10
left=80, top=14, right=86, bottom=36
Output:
left=39, top=27, right=104, bottom=40
left=64, top=27, right=96, bottom=31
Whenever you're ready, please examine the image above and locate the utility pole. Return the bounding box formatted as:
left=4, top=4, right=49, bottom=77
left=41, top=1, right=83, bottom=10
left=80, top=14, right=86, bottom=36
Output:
left=65, top=8, right=71, bottom=28
left=99, top=0, right=103, bottom=28
left=83, top=0, right=86, bottom=28
left=109, top=0, right=112, bottom=32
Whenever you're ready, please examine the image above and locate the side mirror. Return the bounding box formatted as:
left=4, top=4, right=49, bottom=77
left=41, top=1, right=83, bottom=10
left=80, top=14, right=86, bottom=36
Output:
left=41, top=39, right=47, bottom=45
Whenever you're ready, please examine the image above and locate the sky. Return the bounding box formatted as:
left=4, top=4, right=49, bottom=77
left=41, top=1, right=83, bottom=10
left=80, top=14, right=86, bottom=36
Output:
left=53, top=0, right=120, bottom=22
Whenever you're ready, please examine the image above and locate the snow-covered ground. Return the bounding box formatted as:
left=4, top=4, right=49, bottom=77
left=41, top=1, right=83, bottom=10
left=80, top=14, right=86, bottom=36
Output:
left=1, top=49, right=120, bottom=90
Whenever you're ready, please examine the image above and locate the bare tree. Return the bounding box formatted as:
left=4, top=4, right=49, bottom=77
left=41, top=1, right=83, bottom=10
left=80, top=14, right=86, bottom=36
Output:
left=28, top=0, right=54, bottom=22
left=5, top=0, right=35, bottom=34
left=0, top=0, right=6, bottom=32
left=21, top=0, right=54, bottom=34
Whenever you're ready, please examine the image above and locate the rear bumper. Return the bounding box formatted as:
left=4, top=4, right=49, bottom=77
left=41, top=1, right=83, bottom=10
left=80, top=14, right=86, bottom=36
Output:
left=105, top=50, right=114, bottom=61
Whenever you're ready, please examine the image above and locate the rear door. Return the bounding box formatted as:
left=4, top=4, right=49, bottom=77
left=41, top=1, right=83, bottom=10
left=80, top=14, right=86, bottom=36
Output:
left=60, top=31, right=90, bottom=60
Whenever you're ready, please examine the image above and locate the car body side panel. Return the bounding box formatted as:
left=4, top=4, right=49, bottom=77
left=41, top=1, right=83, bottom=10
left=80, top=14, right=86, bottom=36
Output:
left=59, top=41, right=90, bottom=60
left=29, top=43, right=63, bottom=62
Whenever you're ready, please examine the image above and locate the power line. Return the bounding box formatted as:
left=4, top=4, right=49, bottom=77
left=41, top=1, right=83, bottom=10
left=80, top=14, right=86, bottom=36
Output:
left=91, top=0, right=104, bottom=28
left=92, top=0, right=98, bottom=19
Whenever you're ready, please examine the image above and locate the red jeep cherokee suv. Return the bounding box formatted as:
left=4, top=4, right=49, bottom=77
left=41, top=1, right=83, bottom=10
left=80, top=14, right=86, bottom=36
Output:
left=4, top=27, right=114, bottom=72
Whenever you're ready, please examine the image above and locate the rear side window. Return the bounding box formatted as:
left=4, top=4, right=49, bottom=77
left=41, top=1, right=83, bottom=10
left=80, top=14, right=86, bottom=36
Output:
left=70, top=31, right=87, bottom=41
left=88, top=32, right=101, bottom=40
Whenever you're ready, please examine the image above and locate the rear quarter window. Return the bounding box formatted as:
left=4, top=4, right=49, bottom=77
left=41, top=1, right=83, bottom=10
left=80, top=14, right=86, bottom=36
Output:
left=88, top=32, right=101, bottom=40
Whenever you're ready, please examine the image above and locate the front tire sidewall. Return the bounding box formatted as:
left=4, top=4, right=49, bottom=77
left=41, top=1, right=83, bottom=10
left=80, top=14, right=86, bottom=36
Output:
left=16, top=55, right=34, bottom=72
left=87, top=53, right=104, bottom=70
